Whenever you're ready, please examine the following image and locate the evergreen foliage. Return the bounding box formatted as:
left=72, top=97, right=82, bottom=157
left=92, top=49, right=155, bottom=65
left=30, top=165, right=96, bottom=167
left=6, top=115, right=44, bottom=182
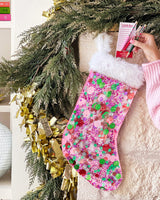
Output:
left=21, top=177, right=63, bottom=200
left=21, top=141, right=64, bottom=200
left=22, top=141, right=50, bottom=187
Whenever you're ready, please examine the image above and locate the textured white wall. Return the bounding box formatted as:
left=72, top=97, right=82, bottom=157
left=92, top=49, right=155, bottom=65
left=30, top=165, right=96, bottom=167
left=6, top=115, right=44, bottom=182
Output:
left=11, top=1, right=52, bottom=199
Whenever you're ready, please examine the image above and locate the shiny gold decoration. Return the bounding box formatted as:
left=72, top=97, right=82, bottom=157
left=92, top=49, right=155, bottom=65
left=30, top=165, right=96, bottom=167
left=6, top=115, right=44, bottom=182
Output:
left=0, top=93, right=5, bottom=102
left=0, top=88, right=7, bottom=102
left=40, top=118, right=53, bottom=137
left=42, top=7, right=55, bottom=18
left=42, top=0, right=72, bottom=18
left=26, top=184, right=44, bottom=196
left=13, top=85, right=78, bottom=199
left=109, top=23, right=119, bottom=32
left=61, top=164, right=78, bottom=200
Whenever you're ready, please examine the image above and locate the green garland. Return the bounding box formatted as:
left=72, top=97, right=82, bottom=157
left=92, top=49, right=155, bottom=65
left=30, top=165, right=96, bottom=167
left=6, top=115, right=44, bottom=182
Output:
left=0, top=0, right=160, bottom=199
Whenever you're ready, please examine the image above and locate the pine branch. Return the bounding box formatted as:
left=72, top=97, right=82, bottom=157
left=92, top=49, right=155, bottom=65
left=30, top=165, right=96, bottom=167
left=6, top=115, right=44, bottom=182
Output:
left=21, top=141, right=64, bottom=200
left=21, top=176, right=64, bottom=200
left=22, top=141, right=51, bottom=187
left=33, top=48, right=84, bottom=118
left=21, top=188, right=43, bottom=200
left=39, top=177, right=64, bottom=200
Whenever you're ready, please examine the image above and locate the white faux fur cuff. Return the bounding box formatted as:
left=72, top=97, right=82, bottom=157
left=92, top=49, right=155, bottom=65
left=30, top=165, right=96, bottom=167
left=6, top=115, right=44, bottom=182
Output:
left=89, top=34, right=144, bottom=89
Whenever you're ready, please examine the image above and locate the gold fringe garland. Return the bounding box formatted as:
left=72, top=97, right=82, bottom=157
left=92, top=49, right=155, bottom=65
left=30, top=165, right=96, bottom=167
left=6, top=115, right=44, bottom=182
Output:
left=12, top=84, right=78, bottom=199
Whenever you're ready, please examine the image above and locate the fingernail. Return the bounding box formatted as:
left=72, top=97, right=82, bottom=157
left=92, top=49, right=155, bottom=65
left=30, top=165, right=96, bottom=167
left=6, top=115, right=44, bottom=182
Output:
left=133, top=48, right=137, bottom=52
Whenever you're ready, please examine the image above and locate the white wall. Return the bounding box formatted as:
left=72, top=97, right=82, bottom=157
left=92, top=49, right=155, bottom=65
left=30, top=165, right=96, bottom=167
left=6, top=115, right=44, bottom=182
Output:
left=0, top=29, right=11, bottom=62
left=11, top=0, right=53, bottom=53
left=11, top=1, right=52, bottom=199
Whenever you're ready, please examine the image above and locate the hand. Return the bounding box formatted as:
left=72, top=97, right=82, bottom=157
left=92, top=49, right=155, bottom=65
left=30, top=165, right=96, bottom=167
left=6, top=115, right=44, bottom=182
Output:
left=130, top=33, right=160, bottom=62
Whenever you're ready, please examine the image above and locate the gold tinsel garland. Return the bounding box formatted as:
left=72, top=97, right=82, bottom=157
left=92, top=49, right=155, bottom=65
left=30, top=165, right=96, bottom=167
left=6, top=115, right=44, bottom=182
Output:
left=13, top=84, right=78, bottom=199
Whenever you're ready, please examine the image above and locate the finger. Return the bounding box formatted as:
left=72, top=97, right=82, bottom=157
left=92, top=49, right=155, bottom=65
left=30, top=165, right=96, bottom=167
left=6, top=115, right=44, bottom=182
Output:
left=140, top=33, right=155, bottom=42
left=130, top=39, right=145, bottom=49
left=137, top=35, right=146, bottom=43
left=140, top=33, right=149, bottom=37
left=141, top=33, right=153, bottom=38
left=133, top=46, right=140, bottom=52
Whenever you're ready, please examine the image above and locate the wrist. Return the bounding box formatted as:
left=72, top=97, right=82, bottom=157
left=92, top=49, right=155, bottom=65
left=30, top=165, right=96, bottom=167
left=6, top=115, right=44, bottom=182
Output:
left=143, top=59, right=160, bottom=68
left=149, top=57, right=160, bottom=62
left=148, top=52, right=160, bottom=63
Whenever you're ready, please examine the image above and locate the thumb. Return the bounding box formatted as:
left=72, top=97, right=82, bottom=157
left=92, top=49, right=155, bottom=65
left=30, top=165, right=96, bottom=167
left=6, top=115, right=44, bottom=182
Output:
left=131, top=39, right=145, bottom=49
